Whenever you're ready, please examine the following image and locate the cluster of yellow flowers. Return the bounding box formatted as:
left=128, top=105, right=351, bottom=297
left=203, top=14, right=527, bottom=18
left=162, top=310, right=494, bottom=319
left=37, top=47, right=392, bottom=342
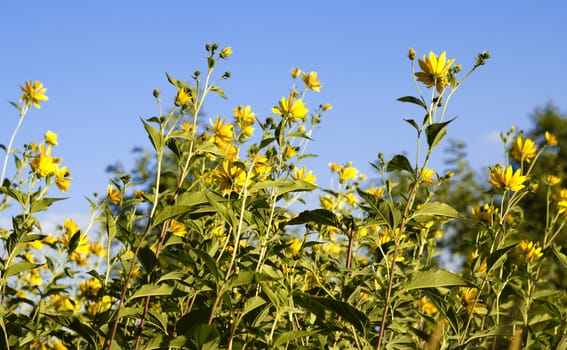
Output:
left=29, top=131, right=72, bottom=192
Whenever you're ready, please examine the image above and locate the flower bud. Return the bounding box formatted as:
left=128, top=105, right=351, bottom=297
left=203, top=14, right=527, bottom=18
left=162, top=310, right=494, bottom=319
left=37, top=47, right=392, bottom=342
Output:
left=220, top=46, right=232, bottom=59
left=194, top=70, right=200, bottom=77
left=290, top=67, right=301, bottom=79
left=322, top=103, right=332, bottom=111
left=408, top=47, right=416, bottom=60
left=222, top=71, right=231, bottom=79
left=205, top=44, right=211, bottom=52
left=453, top=64, right=462, bottom=73
left=153, top=89, right=160, bottom=98
left=212, top=43, right=219, bottom=51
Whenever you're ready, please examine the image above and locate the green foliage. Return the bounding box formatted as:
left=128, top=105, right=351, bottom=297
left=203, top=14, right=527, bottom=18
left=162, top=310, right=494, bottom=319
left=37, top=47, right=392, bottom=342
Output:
left=1, top=45, right=566, bottom=350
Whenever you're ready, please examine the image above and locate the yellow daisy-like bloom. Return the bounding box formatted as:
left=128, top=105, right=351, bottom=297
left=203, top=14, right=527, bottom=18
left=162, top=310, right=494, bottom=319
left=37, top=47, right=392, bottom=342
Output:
left=319, top=195, right=334, bottom=210
left=30, top=144, right=59, bottom=178
left=79, top=278, right=102, bottom=298
left=418, top=296, right=438, bottom=315
left=52, top=341, right=68, bottom=350
left=518, top=240, right=543, bottom=262
left=338, top=164, right=358, bottom=183
left=302, top=71, right=322, bottom=92
left=328, top=162, right=341, bottom=172
left=62, top=224, right=89, bottom=254
left=288, top=238, right=302, bottom=256
left=272, top=95, right=309, bottom=123
left=457, top=287, right=485, bottom=314
left=419, top=168, right=436, bottom=185
left=210, top=116, right=234, bottom=148
left=251, top=154, right=272, bottom=179
left=290, top=67, right=302, bottom=79
left=556, top=188, right=567, bottom=213
left=44, top=130, right=58, bottom=146
left=88, top=295, right=114, bottom=315
left=64, top=218, right=79, bottom=235
left=233, top=104, right=255, bottom=138
left=489, top=165, right=527, bottom=192
left=545, top=131, right=558, bottom=146
left=546, top=175, right=561, bottom=186
left=323, top=242, right=342, bottom=255
left=511, top=135, right=537, bottom=162
left=471, top=203, right=498, bottom=223
left=415, top=51, right=455, bottom=93
left=322, top=103, right=332, bottom=111
left=213, top=160, right=248, bottom=196
left=54, top=166, right=71, bottom=192
left=292, top=166, right=316, bottom=185
left=107, top=185, right=121, bottom=204
left=20, top=80, right=48, bottom=108
left=283, top=144, right=298, bottom=160
left=366, top=187, right=385, bottom=198
left=175, top=87, right=191, bottom=107
left=89, top=242, right=106, bottom=257
left=170, top=219, right=187, bottom=237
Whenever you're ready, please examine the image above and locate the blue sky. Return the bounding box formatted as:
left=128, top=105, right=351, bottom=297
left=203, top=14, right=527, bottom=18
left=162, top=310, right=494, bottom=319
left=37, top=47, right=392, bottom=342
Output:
left=1, top=1, right=567, bottom=219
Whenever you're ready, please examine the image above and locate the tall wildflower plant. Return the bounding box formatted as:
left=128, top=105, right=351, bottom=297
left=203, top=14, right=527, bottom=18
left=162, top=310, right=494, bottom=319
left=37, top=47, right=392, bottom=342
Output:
left=1, top=44, right=567, bottom=350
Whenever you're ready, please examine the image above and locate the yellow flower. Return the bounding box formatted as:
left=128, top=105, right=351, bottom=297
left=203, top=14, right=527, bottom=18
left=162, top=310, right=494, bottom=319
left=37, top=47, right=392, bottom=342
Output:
left=44, top=130, right=58, bottom=146
left=288, top=238, right=302, bottom=256
left=219, top=46, right=232, bottom=59
left=322, top=103, right=332, bottom=111
left=170, top=219, right=187, bottom=237
left=52, top=341, right=68, bottom=350
left=283, top=144, right=298, bottom=160
left=301, top=71, right=322, bottom=92
left=30, top=144, right=59, bottom=178
left=210, top=116, right=234, bottom=148
left=511, top=135, right=537, bottom=162
left=471, top=203, right=498, bottom=223
left=90, top=242, right=106, bottom=257
left=366, top=187, right=385, bottom=198
left=418, top=296, right=438, bottom=315
left=338, top=164, right=358, bottom=183
left=54, top=166, right=71, bottom=192
left=292, top=166, right=316, bottom=185
left=175, top=87, right=191, bottom=107
left=323, top=242, right=342, bottom=255
left=457, top=287, right=485, bottom=314
left=272, top=95, right=309, bottom=123
left=319, top=195, right=334, bottom=210
left=64, top=218, right=79, bottom=235
left=518, top=240, right=543, bottom=262
left=62, top=223, right=89, bottom=255
left=556, top=188, right=567, bottom=213
left=80, top=278, right=102, bottom=298
left=88, top=295, right=114, bottom=315
left=27, top=238, right=43, bottom=250
left=328, top=162, right=341, bottom=172
left=107, top=185, right=121, bottom=204
left=290, top=67, right=302, bottom=79
left=419, top=168, right=436, bottom=185
left=233, top=105, right=255, bottom=137
left=20, top=80, right=48, bottom=108
left=180, top=120, right=194, bottom=134
left=345, top=193, right=358, bottom=206
left=545, top=131, right=558, bottom=146
left=213, top=160, right=248, bottom=196
left=546, top=175, right=561, bottom=186
left=415, top=51, right=455, bottom=93
left=489, top=165, right=527, bottom=192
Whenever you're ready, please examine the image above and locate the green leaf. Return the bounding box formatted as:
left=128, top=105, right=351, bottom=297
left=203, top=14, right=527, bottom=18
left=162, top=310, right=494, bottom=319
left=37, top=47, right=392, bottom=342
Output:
left=208, top=86, right=227, bottom=99
left=403, top=118, right=421, bottom=132
left=250, top=179, right=317, bottom=196
left=410, top=201, right=459, bottom=221
left=0, top=187, right=27, bottom=204
left=387, top=154, right=414, bottom=174
left=145, top=335, right=189, bottom=349
left=157, top=271, right=186, bottom=284
left=229, top=270, right=254, bottom=288
left=272, top=330, right=320, bottom=348
left=192, top=324, right=220, bottom=349
left=294, top=292, right=369, bottom=334
left=240, top=296, right=266, bottom=319
left=166, top=72, right=180, bottom=88
left=286, top=209, right=340, bottom=227
left=552, top=244, right=567, bottom=270
left=4, top=262, right=41, bottom=278
left=30, top=197, right=67, bottom=213
left=403, top=270, right=467, bottom=291
left=192, top=248, right=219, bottom=281
left=126, top=284, right=174, bottom=303
left=425, top=117, right=456, bottom=149
left=397, top=96, right=427, bottom=110
left=138, top=247, right=157, bottom=273
left=141, top=118, right=164, bottom=152
left=151, top=205, right=194, bottom=229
